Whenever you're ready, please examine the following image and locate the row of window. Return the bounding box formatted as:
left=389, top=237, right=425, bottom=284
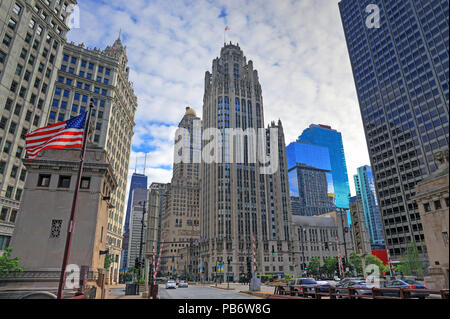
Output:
left=0, top=207, right=18, bottom=224
left=37, top=174, right=91, bottom=189
left=62, top=55, right=111, bottom=76
left=423, top=197, right=449, bottom=212
left=57, top=76, right=108, bottom=95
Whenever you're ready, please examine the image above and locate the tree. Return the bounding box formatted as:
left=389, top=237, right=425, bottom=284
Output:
left=365, top=254, right=389, bottom=275
left=349, top=252, right=363, bottom=276
left=395, top=241, right=425, bottom=278
left=323, top=257, right=338, bottom=278
left=104, top=253, right=112, bottom=269
left=0, top=248, right=25, bottom=276
left=307, top=257, right=321, bottom=277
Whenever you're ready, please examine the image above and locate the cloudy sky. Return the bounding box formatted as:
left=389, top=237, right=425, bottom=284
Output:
left=67, top=0, right=370, bottom=196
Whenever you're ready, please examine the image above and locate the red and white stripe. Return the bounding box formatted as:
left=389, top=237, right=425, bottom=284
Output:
left=25, top=121, right=83, bottom=161
left=154, top=238, right=165, bottom=280
left=152, top=245, right=156, bottom=284
left=252, top=233, right=257, bottom=274
left=336, top=235, right=344, bottom=277
left=385, top=243, right=396, bottom=276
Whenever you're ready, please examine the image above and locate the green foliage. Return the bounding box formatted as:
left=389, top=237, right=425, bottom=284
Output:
left=365, top=254, right=389, bottom=274
left=307, top=257, right=321, bottom=277
left=104, top=253, right=112, bottom=269
left=0, top=248, right=24, bottom=276
left=395, top=241, right=425, bottom=277
left=323, top=257, right=338, bottom=278
left=349, top=252, right=363, bottom=276
left=120, top=271, right=132, bottom=283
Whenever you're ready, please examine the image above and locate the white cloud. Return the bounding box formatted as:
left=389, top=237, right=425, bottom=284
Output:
left=69, top=0, right=370, bottom=197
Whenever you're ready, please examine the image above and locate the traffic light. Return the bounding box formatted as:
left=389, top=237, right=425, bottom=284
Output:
left=272, top=246, right=275, bottom=255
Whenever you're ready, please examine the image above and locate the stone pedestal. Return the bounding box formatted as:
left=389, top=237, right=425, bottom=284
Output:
left=249, top=276, right=261, bottom=291
left=425, top=266, right=449, bottom=290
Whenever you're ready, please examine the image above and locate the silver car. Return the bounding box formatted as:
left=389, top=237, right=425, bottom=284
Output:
left=178, top=281, right=189, bottom=288
left=166, top=280, right=177, bottom=289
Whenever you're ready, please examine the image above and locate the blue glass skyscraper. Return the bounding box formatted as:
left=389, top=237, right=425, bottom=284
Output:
left=121, top=172, right=147, bottom=269
left=298, top=124, right=351, bottom=210
left=286, top=142, right=336, bottom=216
left=339, top=0, right=449, bottom=260
left=124, top=173, right=148, bottom=233
left=354, top=166, right=385, bottom=246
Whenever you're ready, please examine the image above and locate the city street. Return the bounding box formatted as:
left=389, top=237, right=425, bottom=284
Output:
left=159, top=285, right=258, bottom=299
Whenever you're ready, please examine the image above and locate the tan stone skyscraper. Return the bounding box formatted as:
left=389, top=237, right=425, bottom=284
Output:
left=45, top=38, right=137, bottom=284
left=0, top=0, right=76, bottom=253
left=160, top=107, right=201, bottom=276
left=199, top=43, right=293, bottom=282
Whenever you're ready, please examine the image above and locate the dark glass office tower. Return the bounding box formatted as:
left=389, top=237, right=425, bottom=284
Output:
left=121, top=172, right=147, bottom=269
left=298, top=125, right=351, bottom=210
left=125, top=173, right=148, bottom=233
left=339, top=0, right=449, bottom=261
left=286, top=141, right=336, bottom=216
left=354, top=166, right=385, bottom=246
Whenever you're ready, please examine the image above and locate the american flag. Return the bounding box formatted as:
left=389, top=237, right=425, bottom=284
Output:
left=25, top=112, right=87, bottom=161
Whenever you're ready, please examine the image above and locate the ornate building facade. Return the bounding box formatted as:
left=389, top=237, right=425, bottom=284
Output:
left=45, top=38, right=137, bottom=284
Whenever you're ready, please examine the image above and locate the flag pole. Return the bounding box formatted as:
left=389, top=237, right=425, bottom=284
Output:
left=57, top=98, right=95, bottom=299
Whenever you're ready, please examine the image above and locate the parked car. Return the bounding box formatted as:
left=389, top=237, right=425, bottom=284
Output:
left=166, top=280, right=177, bottom=289
left=178, top=281, right=189, bottom=288
left=288, top=278, right=321, bottom=294
left=382, top=280, right=429, bottom=299
left=315, top=280, right=331, bottom=292
left=335, top=279, right=374, bottom=298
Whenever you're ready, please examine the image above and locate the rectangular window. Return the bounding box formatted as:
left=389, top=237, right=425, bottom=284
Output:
left=9, top=122, right=17, bottom=134
left=8, top=18, right=17, bottom=30
left=5, top=186, right=13, bottom=198
left=9, top=210, right=18, bottom=223
left=37, top=174, right=51, bottom=187
left=434, top=200, right=442, bottom=210
left=3, top=34, right=12, bottom=46
left=13, top=3, right=22, bottom=15
left=15, top=189, right=22, bottom=201
left=80, top=177, right=91, bottom=189
left=0, top=208, right=8, bottom=221
left=0, top=50, right=7, bottom=64
left=19, top=169, right=26, bottom=181
left=3, top=141, right=12, bottom=154
left=16, top=146, right=23, bottom=158
left=0, top=162, right=6, bottom=175
left=58, top=175, right=71, bottom=188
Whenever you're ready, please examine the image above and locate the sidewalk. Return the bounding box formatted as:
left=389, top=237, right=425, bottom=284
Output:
left=107, top=284, right=147, bottom=299
left=207, top=282, right=275, bottom=298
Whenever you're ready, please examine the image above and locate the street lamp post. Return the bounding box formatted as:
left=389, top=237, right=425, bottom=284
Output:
left=300, top=227, right=307, bottom=276
left=137, top=200, right=146, bottom=294
left=337, top=208, right=349, bottom=265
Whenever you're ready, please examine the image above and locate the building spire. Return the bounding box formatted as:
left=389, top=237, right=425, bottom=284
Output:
left=119, top=28, right=122, bottom=41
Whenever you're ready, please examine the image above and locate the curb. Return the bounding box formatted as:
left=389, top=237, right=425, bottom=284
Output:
left=239, top=291, right=272, bottom=299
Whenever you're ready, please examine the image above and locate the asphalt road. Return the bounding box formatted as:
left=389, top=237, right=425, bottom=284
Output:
left=159, top=285, right=258, bottom=299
